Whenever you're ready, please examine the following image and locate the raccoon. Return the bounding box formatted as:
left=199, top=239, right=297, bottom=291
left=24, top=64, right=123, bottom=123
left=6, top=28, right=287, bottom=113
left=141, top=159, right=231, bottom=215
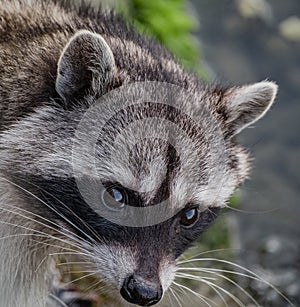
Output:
left=0, top=0, right=277, bottom=306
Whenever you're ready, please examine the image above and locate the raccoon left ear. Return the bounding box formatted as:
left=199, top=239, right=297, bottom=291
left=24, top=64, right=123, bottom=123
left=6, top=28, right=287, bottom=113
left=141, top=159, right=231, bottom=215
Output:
left=56, top=30, right=115, bottom=101
left=224, top=81, right=278, bottom=136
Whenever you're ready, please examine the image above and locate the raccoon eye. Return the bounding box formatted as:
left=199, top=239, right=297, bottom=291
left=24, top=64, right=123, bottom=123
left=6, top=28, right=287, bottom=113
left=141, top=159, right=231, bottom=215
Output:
left=180, top=207, right=199, bottom=227
left=101, top=185, right=126, bottom=210
left=110, top=188, right=123, bottom=203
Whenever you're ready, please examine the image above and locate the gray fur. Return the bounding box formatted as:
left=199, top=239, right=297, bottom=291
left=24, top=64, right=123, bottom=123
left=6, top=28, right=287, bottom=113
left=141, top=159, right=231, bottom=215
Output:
left=0, top=0, right=277, bottom=306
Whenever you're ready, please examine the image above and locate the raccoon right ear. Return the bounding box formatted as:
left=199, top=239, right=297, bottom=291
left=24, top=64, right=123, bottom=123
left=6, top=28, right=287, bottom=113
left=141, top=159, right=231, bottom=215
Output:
left=56, top=30, right=116, bottom=101
left=223, top=81, right=278, bottom=136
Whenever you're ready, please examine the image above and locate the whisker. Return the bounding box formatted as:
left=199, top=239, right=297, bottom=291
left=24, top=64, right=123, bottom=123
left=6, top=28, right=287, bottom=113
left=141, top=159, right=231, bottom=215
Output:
left=181, top=248, right=237, bottom=260
left=64, top=271, right=98, bottom=287
left=178, top=266, right=270, bottom=284
left=197, top=279, right=245, bottom=307
left=66, top=270, right=96, bottom=274
left=204, top=279, right=236, bottom=307
left=48, top=293, right=68, bottom=307
left=167, top=291, right=174, bottom=307
left=0, top=202, right=86, bottom=246
left=176, top=271, right=259, bottom=306
left=194, top=278, right=229, bottom=307
left=57, top=261, right=94, bottom=266
left=169, top=287, right=183, bottom=307
left=175, top=282, right=216, bottom=306
left=0, top=177, right=99, bottom=244
left=171, top=284, right=193, bottom=306
left=35, top=253, right=53, bottom=273
left=50, top=251, right=93, bottom=258
left=0, top=206, right=85, bottom=249
left=0, top=219, right=82, bottom=252
left=224, top=203, right=279, bottom=215
left=178, top=257, right=294, bottom=305
left=71, top=278, right=103, bottom=304
left=172, top=281, right=215, bottom=307
left=176, top=272, right=216, bottom=281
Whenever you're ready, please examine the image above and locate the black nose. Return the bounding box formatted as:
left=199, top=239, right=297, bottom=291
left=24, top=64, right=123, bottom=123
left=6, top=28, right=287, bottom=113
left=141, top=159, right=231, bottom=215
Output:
left=120, top=275, right=163, bottom=306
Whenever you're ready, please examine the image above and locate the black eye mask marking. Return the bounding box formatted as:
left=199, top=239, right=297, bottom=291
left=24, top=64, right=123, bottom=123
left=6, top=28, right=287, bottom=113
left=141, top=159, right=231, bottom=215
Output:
left=11, top=174, right=220, bottom=259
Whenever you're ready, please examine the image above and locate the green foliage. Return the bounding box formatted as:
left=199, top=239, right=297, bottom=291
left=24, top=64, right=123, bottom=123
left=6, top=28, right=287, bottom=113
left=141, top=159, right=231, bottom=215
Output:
left=200, top=214, right=230, bottom=249
left=200, top=194, right=240, bottom=250
left=127, top=0, right=204, bottom=75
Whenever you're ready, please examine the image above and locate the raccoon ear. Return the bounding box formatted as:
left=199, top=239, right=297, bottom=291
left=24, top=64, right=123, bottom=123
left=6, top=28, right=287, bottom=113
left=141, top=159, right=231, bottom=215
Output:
left=56, top=30, right=115, bottom=101
left=224, top=81, right=278, bottom=136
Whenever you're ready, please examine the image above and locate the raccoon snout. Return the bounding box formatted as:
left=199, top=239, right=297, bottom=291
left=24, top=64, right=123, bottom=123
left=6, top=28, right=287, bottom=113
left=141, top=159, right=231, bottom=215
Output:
left=120, top=275, right=163, bottom=306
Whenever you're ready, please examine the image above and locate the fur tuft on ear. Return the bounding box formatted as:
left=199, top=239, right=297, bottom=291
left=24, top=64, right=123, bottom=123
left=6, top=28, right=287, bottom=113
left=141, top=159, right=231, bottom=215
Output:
left=56, top=30, right=115, bottom=101
left=224, top=81, right=278, bottom=136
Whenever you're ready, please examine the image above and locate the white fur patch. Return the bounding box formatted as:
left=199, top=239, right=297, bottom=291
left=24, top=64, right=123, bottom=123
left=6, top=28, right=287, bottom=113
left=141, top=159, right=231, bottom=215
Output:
left=92, top=244, right=137, bottom=288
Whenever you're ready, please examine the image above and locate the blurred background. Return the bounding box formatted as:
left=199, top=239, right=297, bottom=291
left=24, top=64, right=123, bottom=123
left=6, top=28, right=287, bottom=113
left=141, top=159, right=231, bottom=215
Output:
left=66, top=0, right=300, bottom=305
left=190, top=1, right=300, bottom=306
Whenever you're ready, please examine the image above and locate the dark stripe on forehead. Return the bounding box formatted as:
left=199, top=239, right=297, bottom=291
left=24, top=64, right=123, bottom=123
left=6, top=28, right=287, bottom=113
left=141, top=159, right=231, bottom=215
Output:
left=149, top=143, right=180, bottom=206
left=101, top=142, right=181, bottom=207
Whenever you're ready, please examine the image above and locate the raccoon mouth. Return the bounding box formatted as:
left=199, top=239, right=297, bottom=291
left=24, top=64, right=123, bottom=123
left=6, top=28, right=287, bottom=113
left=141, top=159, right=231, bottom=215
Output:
left=120, top=275, right=163, bottom=306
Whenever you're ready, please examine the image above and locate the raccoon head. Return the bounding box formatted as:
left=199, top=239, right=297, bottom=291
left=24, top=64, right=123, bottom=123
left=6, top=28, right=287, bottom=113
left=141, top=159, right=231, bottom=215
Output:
left=2, top=30, right=277, bottom=306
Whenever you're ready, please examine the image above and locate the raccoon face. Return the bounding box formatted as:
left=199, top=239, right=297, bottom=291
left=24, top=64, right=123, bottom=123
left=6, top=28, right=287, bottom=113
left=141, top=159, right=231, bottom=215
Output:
left=1, top=30, right=277, bottom=306
left=53, top=30, right=277, bottom=306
